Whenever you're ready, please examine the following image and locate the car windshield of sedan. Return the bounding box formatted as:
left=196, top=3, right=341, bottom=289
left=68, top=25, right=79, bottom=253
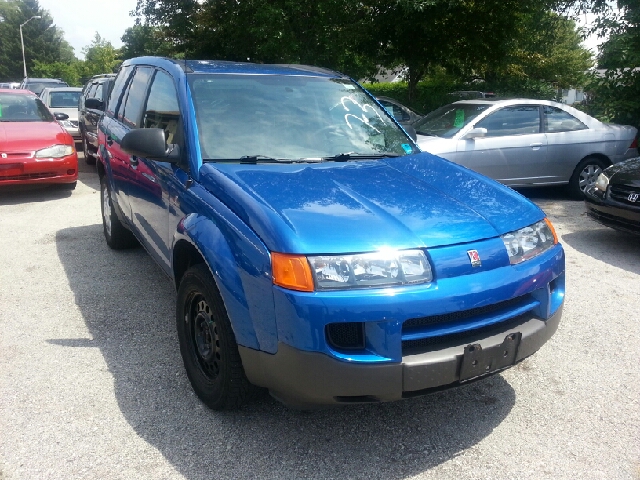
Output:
left=188, top=74, right=414, bottom=161
left=49, top=91, right=81, bottom=108
left=415, top=103, right=490, bottom=138
left=0, top=93, right=54, bottom=122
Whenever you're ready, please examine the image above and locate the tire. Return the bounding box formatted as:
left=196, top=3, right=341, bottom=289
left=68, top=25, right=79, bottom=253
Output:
left=83, top=135, right=96, bottom=165
left=176, top=264, right=257, bottom=410
left=100, top=175, right=138, bottom=249
left=568, top=156, right=608, bottom=199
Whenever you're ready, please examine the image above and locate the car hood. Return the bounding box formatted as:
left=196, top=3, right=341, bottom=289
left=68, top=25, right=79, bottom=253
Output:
left=415, top=135, right=455, bottom=155
left=198, top=153, right=544, bottom=254
left=609, top=156, right=640, bottom=186
left=0, top=121, right=71, bottom=152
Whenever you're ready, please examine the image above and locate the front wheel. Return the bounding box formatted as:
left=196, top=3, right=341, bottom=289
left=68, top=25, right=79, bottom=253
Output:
left=176, top=264, right=257, bottom=410
left=83, top=135, right=96, bottom=165
left=568, top=156, right=608, bottom=199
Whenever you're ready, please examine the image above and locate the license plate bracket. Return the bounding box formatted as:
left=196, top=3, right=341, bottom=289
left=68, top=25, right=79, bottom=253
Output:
left=459, top=332, right=522, bottom=382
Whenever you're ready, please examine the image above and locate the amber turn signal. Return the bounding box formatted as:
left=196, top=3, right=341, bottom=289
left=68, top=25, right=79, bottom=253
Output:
left=271, top=253, right=315, bottom=292
left=544, top=218, right=558, bottom=244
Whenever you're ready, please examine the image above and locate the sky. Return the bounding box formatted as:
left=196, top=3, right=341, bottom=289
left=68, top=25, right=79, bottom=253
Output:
left=38, top=0, right=138, bottom=59
left=37, top=0, right=604, bottom=61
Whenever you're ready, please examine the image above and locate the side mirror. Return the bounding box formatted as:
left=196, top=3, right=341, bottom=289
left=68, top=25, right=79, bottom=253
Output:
left=121, top=128, right=180, bottom=163
left=54, top=112, right=69, bottom=121
left=85, top=98, right=104, bottom=111
left=462, top=127, right=487, bottom=140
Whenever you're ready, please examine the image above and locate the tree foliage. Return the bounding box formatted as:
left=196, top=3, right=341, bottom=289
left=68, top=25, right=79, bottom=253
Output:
left=0, top=0, right=75, bottom=81
left=576, top=0, right=640, bottom=127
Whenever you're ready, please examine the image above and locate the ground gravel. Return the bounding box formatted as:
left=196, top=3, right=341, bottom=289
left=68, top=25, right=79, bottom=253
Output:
left=1, top=157, right=639, bottom=480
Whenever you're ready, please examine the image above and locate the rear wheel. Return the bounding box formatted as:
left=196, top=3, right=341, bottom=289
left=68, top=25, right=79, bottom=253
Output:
left=176, top=264, right=257, bottom=410
left=568, top=156, right=608, bottom=199
left=100, top=176, right=137, bottom=249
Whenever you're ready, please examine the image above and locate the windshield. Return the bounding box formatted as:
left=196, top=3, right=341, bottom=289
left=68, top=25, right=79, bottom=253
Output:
left=188, top=74, right=414, bottom=161
left=415, top=103, right=490, bottom=138
left=25, top=81, right=68, bottom=96
left=49, top=91, right=81, bottom=108
left=0, top=93, right=54, bottom=122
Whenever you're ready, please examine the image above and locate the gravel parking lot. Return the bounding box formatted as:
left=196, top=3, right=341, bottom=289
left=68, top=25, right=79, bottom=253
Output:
left=1, top=155, right=639, bottom=480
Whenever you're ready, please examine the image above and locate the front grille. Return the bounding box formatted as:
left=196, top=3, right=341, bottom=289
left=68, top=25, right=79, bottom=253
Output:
left=610, top=185, right=640, bottom=205
left=401, top=294, right=537, bottom=355
left=0, top=172, right=56, bottom=180
left=403, top=295, right=527, bottom=330
left=326, top=322, right=365, bottom=350
left=70, top=121, right=79, bottom=127
left=403, top=312, right=530, bottom=353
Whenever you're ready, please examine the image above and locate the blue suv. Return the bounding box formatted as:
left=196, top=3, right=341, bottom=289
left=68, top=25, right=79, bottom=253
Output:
left=97, top=57, right=565, bottom=409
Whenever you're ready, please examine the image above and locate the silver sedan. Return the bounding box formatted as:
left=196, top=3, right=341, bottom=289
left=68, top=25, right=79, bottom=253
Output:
left=415, top=99, right=638, bottom=197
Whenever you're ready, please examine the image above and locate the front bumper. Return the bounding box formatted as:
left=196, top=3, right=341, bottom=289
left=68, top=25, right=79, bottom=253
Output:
left=240, top=304, right=562, bottom=407
left=0, top=153, right=78, bottom=186
left=584, top=186, right=640, bottom=235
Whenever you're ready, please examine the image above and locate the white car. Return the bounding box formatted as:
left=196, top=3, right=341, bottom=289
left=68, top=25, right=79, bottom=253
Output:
left=415, top=99, right=638, bottom=197
left=39, top=87, right=82, bottom=140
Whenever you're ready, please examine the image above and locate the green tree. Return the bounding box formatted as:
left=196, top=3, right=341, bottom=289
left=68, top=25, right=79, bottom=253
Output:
left=120, top=23, right=179, bottom=59
left=575, top=0, right=640, bottom=127
left=0, top=0, right=75, bottom=81
left=81, top=32, right=121, bottom=78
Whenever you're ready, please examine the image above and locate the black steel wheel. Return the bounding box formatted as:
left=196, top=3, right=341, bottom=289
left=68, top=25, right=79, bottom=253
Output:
left=176, top=264, right=257, bottom=410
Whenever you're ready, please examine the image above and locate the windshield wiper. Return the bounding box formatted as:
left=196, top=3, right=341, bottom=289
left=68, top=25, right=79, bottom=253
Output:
left=320, top=152, right=402, bottom=162
left=204, top=155, right=295, bottom=164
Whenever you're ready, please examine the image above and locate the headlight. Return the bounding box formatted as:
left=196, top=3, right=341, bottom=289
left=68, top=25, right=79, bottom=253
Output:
left=594, top=172, right=609, bottom=192
left=501, top=219, right=558, bottom=265
left=309, top=249, right=432, bottom=290
left=59, top=120, right=74, bottom=128
left=272, top=249, right=433, bottom=291
left=35, top=145, right=74, bottom=158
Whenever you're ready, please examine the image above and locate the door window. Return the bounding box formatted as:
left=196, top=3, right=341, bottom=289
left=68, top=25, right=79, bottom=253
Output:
left=543, top=106, right=587, bottom=132
left=106, top=65, right=134, bottom=118
left=121, top=67, right=153, bottom=128
left=142, top=70, right=181, bottom=144
left=475, top=105, right=541, bottom=137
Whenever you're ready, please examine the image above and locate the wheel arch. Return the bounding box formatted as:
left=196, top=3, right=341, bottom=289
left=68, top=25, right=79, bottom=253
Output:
left=172, top=215, right=277, bottom=353
left=578, top=152, right=612, bottom=169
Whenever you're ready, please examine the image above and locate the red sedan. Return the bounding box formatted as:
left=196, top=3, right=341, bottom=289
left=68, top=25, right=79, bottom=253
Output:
left=0, top=89, right=78, bottom=188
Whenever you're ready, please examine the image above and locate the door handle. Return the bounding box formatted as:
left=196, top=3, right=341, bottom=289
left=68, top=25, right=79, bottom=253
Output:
left=530, top=143, right=543, bottom=150
left=130, top=155, right=139, bottom=166
left=106, top=135, right=113, bottom=146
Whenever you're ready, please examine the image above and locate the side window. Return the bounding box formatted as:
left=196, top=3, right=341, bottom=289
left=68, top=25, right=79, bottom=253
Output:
left=543, top=106, right=587, bottom=133
left=121, top=67, right=153, bottom=128
left=143, top=70, right=181, bottom=145
left=94, top=83, right=104, bottom=103
left=475, top=105, right=541, bottom=137
left=106, top=65, right=134, bottom=118
left=380, top=100, right=409, bottom=122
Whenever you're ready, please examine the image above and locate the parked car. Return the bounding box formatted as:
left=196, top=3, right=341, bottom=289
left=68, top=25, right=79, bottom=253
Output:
left=376, top=96, right=423, bottom=126
left=20, top=77, right=69, bottom=96
left=0, top=89, right=78, bottom=189
left=449, top=91, right=496, bottom=100
left=97, top=57, right=565, bottom=410
left=584, top=156, right=640, bottom=235
left=78, top=74, right=115, bottom=165
left=415, top=99, right=639, bottom=198
left=39, top=87, right=82, bottom=140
